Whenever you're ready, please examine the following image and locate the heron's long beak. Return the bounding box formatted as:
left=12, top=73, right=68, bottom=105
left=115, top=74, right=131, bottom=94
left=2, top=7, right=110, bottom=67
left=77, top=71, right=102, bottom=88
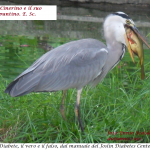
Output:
left=131, top=25, right=150, bottom=49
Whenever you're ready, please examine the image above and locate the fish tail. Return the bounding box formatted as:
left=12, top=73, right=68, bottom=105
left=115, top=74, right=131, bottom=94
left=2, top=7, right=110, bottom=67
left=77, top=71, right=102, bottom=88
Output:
left=141, top=64, right=145, bottom=80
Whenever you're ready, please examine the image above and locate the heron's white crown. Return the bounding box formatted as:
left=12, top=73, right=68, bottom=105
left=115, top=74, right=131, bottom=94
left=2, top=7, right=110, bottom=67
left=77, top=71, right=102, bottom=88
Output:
left=103, top=12, right=135, bottom=48
left=113, top=11, right=134, bottom=25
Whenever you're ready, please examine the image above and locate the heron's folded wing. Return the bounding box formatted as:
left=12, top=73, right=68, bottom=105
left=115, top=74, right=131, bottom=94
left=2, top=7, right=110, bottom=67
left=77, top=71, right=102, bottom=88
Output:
left=5, top=39, right=108, bottom=97
left=35, top=47, right=108, bottom=91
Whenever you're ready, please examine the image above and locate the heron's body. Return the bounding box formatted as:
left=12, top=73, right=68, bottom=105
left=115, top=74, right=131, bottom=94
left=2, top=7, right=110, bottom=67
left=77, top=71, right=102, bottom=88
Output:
left=5, top=39, right=121, bottom=96
left=5, top=39, right=106, bottom=96
left=5, top=37, right=126, bottom=97
left=5, top=12, right=149, bottom=131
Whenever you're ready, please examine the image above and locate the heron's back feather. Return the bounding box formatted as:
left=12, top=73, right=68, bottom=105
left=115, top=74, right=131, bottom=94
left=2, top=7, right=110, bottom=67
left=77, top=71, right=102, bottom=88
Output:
left=5, top=38, right=108, bottom=97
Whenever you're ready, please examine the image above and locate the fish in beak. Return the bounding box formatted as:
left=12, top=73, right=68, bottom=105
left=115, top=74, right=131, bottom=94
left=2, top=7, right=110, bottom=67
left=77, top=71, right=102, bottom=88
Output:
left=124, top=24, right=150, bottom=80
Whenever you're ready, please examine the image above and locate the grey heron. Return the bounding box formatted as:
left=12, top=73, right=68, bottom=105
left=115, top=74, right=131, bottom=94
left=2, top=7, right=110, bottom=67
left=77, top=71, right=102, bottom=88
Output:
left=5, top=12, right=150, bottom=132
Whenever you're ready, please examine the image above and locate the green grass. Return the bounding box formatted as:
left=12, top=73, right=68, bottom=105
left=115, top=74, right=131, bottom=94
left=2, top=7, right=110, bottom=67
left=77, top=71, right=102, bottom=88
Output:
left=1, top=60, right=150, bottom=143
left=1, top=34, right=150, bottom=143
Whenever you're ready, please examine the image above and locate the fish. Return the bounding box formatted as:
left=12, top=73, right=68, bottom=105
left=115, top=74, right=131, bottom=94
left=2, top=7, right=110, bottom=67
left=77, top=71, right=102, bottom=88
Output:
left=125, top=26, right=145, bottom=80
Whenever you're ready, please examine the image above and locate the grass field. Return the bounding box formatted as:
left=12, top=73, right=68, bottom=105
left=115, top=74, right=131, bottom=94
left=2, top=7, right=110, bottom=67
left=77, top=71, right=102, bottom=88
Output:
left=1, top=33, right=150, bottom=143
left=1, top=56, right=150, bottom=143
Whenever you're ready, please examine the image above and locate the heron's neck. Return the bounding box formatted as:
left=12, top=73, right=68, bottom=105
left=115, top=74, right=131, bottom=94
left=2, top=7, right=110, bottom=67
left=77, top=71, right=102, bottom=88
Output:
left=106, top=40, right=126, bottom=70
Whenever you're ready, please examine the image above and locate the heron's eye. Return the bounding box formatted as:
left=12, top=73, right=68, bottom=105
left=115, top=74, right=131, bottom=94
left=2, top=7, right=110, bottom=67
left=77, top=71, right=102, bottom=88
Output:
left=126, top=19, right=131, bottom=24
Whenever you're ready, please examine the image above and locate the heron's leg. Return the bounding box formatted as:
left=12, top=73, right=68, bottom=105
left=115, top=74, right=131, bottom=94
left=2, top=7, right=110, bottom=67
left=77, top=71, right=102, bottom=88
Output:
left=60, top=90, right=67, bottom=120
left=75, top=88, right=84, bottom=132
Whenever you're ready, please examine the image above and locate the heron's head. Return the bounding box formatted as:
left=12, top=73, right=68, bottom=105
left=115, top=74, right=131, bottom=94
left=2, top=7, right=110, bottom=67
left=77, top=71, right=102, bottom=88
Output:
left=104, top=11, right=150, bottom=64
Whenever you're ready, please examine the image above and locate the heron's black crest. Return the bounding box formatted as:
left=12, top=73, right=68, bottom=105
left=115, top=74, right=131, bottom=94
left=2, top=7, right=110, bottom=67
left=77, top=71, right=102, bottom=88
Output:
left=113, top=12, right=130, bottom=19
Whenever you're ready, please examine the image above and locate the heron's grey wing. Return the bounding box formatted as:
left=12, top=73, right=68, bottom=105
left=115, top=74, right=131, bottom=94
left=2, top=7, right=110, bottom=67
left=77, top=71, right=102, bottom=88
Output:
left=4, top=51, right=52, bottom=96
left=5, top=38, right=108, bottom=97
left=35, top=47, right=108, bottom=91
